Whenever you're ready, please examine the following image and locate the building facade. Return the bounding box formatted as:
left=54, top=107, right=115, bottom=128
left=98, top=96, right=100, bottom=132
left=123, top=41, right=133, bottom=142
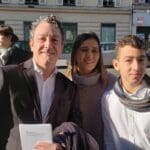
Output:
left=132, top=0, right=150, bottom=51
left=0, top=0, right=132, bottom=59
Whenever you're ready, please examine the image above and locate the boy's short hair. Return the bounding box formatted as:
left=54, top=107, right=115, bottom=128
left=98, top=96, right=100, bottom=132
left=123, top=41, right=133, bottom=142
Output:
left=115, top=35, right=146, bottom=58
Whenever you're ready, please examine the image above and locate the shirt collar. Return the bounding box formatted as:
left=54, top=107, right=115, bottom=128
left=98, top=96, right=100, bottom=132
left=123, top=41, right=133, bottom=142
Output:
left=32, top=59, right=58, bottom=77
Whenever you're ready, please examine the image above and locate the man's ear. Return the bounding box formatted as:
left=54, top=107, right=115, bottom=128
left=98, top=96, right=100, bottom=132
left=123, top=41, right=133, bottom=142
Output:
left=29, top=40, right=33, bottom=52
left=112, top=58, right=119, bottom=71
left=61, top=41, right=64, bottom=49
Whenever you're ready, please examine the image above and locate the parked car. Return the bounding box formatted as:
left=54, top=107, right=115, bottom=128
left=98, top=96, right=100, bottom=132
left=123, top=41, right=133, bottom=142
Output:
left=14, top=41, right=31, bottom=52
left=102, top=50, right=115, bottom=68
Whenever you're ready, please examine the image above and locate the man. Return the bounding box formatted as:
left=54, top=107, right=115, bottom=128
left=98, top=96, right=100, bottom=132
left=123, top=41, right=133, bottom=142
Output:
left=0, top=25, right=31, bottom=66
left=0, top=15, right=82, bottom=150
left=102, top=35, right=150, bottom=150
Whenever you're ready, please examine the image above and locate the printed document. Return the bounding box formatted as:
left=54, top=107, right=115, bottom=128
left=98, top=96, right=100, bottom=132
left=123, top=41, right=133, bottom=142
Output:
left=19, top=124, right=52, bottom=150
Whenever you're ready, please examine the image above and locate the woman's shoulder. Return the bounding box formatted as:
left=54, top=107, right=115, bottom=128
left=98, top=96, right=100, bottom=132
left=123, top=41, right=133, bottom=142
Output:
left=105, top=72, right=117, bottom=90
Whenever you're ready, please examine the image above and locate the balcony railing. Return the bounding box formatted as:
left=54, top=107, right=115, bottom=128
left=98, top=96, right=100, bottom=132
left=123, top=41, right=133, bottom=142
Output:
left=25, top=0, right=39, bottom=5
left=103, top=0, right=115, bottom=7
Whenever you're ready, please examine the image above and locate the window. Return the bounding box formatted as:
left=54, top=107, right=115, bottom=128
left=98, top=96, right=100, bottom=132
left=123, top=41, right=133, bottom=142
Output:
left=23, top=22, right=77, bottom=54
left=103, top=0, right=114, bottom=7
left=25, top=0, right=39, bottom=5
left=145, top=0, right=150, bottom=3
left=0, top=21, right=4, bottom=25
left=63, top=0, right=75, bottom=6
left=101, top=24, right=116, bottom=51
left=22, top=21, right=32, bottom=51
left=62, top=23, right=77, bottom=53
left=24, top=21, right=31, bottom=41
left=132, top=0, right=139, bottom=4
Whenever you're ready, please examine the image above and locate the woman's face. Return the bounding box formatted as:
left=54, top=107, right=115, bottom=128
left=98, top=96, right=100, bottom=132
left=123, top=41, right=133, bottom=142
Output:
left=76, top=39, right=100, bottom=75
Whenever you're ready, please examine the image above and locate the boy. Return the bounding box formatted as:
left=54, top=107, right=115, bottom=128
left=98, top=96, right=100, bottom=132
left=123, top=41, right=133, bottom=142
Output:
left=102, top=35, right=150, bottom=150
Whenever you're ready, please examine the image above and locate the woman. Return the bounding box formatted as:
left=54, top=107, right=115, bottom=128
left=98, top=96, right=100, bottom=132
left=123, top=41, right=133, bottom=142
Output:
left=66, top=32, right=116, bottom=149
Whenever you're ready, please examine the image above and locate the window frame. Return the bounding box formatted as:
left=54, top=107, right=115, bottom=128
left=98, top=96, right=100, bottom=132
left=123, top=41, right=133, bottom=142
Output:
left=101, top=23, right=116, bottom=51
left=25, top=0, right=39, bottom=5
left=63, top=0, right=76, bottom=6
left=62, top=22, right=77, bottom=54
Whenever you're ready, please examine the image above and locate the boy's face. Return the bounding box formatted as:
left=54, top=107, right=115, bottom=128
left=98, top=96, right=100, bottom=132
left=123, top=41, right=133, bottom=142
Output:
left=113, top=45, right=147, bottom=89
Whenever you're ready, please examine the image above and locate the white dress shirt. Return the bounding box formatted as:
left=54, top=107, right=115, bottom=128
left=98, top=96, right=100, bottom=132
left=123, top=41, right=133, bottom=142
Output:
left=0, top=47, right=11, bottom=65
left=102, top=81, right=150, bottom=150
left=33, top=60, right=57, bottom=121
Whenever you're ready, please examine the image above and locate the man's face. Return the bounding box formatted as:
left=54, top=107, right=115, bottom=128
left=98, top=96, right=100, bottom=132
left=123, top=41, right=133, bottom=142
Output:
left=30, top=21, right=64, bottom=72
left=0, top=34, right=12, bottom=48
left=113, top=45, right=147, bottom=89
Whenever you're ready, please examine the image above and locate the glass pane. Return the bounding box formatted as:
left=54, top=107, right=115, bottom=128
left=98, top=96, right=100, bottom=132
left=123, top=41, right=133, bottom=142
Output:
left=25, top=0, right=39, bottom=5
left=24, top=21, right=32, bottom=41
left=103, top=0, right=114, bottom=7
left=0, top=21, right=4, bottom=25
left=101, top=24, right=116, bottom=51
left=101, top=24, right=115, bottom=42
left=62, top=23, right=77, bottom=54
left=63, top=0, right=75, bottom=6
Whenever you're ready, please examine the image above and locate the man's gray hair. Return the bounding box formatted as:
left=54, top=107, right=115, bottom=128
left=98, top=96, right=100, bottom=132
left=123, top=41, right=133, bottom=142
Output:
left=30, top=15, right=64, bottom=40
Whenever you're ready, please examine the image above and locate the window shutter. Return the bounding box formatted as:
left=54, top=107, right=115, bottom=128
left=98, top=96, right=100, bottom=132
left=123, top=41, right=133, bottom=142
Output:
left=2, top=0, right=10, bottom=3
left=39, top=0, right=46, bottom=5
left=138, top=0, right=145, bottom=3
left=18, top=0, right=25, bottom=4
left=56, top=0, right=63, bottom=5
left=132, top=0, right=139, bottom=3
left=97, top=0, right=103, bottom=7
left=76, top=0, right=84, bottom=6
left=115, top=0, right=120, bottom=7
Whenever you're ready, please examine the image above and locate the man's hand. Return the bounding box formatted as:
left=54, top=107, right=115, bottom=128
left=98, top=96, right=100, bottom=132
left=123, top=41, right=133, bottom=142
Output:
left=34, top=141, right=64, bottom=150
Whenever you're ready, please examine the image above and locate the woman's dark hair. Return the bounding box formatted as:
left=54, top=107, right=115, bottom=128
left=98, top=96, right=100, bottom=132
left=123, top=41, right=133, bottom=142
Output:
left=71, top=32, right=106, bottom=82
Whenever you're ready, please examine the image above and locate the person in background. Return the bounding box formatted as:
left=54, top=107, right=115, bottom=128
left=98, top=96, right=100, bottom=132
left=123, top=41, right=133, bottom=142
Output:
left=102, top=35, right=150, bottom=150
left=0, top=15, right=84, bottom=150
left=0, top=24, right=31, bottom=66
left=65, top=32, right=116, bottom=149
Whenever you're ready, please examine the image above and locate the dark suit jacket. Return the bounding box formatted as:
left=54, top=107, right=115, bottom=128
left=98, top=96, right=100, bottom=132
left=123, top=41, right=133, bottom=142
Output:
left=0, top=59, right=82, bottom=150
left=0, top=46, right=32, bottom=66
left=6, top=46, right=32, bottom=65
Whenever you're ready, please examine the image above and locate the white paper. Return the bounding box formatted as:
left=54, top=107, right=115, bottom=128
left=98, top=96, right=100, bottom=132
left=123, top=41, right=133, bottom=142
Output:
left=19, top=124, right=52, bottom=150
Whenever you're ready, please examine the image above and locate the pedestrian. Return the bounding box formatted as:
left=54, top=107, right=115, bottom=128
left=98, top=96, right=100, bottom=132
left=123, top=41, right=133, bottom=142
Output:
left=0, top=15, right=83, bottom=150
left=65, top=32, right=116, bottom=149
left=0, top=24, right=31, bottom=66
left=102, top=35, right=150, bottom=149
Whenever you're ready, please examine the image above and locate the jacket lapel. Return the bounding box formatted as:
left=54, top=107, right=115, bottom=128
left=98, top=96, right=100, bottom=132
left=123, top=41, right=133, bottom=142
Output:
left=23, top=59, right=42, bottom=121
left=45, top=73, right=63, bottom=123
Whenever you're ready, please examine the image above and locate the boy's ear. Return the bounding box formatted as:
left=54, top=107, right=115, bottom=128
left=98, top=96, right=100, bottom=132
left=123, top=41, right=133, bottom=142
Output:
left=112, top=58, right=119, bottom=71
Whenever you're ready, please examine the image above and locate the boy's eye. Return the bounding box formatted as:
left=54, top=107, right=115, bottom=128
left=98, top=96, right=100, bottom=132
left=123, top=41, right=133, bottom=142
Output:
left=138, top=58, right=145, bottom=62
